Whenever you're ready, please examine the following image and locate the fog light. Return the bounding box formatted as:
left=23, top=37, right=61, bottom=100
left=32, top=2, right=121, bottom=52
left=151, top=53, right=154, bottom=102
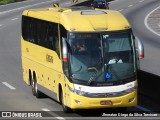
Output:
left=75, top=100, right=82, bottom=105
left=129, top=97, right=134, bottom=103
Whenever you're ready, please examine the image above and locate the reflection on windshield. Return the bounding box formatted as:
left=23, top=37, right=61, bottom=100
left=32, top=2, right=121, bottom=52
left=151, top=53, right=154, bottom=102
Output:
left=103, top=33, right=135, bottom=82
left=68, top=32, right=136, bottom=86
left=69, top=33, right=104, bottom=83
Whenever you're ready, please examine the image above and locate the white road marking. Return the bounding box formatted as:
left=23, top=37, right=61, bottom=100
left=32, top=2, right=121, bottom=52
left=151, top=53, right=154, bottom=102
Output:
left=128, top=5, right=133, bottom=7
left=144, top=6, right=160, bottom=37
left=119, top=9, right=124, bottom=12
left=139, top=0, right=144, bottom=2
left=0, top=0, right=54, bottom=15
left=111, top=0, right=119, bottom=2
left=11, top=18, right=18, bottom=21
left=42, top=108, right=50, bottom=111
left=2, top=82, right=16, bottom=90
left=136, top=105, right=152, bottom=112
left=0, top=24, right=4, bottom=29
left=0, top=0, right=35, bottom=7
left=65, top=2, right=70, bottom=5
left=56, top=116, right=66, bottom=119
left=42, top=108, right=66, bottom=120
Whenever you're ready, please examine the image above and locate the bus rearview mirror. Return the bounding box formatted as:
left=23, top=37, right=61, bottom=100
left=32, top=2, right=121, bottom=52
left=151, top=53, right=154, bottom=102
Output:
left=62, top=37, right=68, bottom=62
left=135, top=37, right=144, bottom=59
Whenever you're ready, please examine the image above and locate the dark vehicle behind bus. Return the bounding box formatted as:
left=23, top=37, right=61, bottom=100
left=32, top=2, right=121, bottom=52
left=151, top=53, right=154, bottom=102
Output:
left=90, top=0, right=109, bottom=9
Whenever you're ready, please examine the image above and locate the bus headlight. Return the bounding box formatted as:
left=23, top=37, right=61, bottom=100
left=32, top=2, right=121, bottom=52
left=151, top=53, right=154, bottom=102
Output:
left=76, top=90, right=86, bottom=96
left=124, top=86, right=137, bottom=94
left=68, top=85, right=87, bottom=96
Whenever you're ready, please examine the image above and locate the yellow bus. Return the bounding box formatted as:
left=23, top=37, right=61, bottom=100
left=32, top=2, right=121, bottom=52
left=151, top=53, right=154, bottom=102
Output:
left=21, top=6, right=144, bottom=112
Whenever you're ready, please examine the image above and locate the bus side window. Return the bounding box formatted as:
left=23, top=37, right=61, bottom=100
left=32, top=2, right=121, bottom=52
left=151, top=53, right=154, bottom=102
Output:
left=60, top=25, right=67, bottom=38
left=46, top=23, right=59, bottom=57
left=22, top=16, right=29, bottom=41
left=22, top=16, right=34, bottom=42
left=22, top=16, right=60, bottom=57
left=60, top=25, right=67, bottom=57
left=41, top=22, right=48, bottom=47
left=36, top=20, right=42, bottom=45
left=54, top=25, right=60, bottom=57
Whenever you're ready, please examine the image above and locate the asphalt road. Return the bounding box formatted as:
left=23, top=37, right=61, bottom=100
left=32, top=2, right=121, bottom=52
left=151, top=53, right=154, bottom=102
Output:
left=0, top=0, right=160, bottom=119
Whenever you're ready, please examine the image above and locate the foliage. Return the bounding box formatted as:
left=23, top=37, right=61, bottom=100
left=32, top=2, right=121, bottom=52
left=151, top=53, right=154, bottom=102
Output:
left=0, top=0, right=24, bottom=5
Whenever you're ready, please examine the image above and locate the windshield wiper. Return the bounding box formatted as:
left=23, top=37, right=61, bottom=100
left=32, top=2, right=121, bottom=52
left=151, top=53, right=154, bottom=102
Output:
left=87, top=70, right=98, bottom=85
left=87, top=57, right=103, bottom=85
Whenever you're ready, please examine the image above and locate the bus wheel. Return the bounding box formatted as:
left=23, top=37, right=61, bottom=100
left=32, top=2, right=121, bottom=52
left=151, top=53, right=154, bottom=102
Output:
left=60, top=90, right=72, bottom=113
left=31, top=78, right=36, bottom=96
left=31, top=75, right=42, bottom=98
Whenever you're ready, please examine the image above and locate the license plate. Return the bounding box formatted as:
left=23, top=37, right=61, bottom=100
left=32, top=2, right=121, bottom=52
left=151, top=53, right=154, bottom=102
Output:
left=100, top=100, right=112, bottom=105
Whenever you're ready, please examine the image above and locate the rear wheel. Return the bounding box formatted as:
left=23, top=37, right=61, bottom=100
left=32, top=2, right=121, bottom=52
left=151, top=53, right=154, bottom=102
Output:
left=60, top=90, right=72, bottom=113
left=31, top=78, right=36, bottom=96
left=31, top=73, right=42, bottom=98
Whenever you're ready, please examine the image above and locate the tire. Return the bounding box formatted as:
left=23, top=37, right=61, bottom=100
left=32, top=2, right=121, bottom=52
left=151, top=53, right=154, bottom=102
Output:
left=31, top=78, right=36, bottom=96
left=31, top=74, right=42, bottom=98
left=60, top=90, right=72, bottom=113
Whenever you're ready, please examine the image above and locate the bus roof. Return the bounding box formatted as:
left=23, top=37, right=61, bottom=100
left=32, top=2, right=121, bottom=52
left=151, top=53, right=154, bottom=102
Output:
left=22, top=6, right=131, bottom=32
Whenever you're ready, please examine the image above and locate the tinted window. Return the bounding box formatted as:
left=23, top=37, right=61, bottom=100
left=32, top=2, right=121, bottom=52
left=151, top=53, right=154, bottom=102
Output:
left=22, top=16, right=59, bottom=56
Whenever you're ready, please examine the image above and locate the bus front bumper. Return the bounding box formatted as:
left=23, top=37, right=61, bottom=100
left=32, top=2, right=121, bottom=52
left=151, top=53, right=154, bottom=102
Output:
left=67, top=90, right=137, bottom=109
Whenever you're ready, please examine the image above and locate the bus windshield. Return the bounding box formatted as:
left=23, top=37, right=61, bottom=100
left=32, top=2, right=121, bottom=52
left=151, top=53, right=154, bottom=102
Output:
left=68, top=31, right=136, bottom=86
